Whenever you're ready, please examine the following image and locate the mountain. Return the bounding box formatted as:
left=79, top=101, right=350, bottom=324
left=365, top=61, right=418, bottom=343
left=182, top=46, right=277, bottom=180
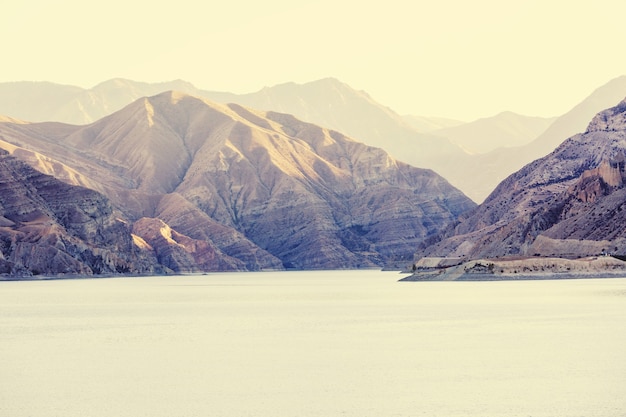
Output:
left=0, top=92, right=476, bottom=273
left=430, top=111, right=555, bottom=154
left=441, top=76, right=626, bottom=203
left=0, top=149, right=162, bottom=277
left=416, top=98, right=626, bottom=261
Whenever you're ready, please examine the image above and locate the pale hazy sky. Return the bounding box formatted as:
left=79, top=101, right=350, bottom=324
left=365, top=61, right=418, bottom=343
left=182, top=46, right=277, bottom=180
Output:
left=2, top=0, right=625, bottom=120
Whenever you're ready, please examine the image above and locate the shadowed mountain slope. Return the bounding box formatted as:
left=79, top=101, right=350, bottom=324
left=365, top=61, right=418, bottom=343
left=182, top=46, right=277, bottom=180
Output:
left=0, top=149, right=162, bottom=277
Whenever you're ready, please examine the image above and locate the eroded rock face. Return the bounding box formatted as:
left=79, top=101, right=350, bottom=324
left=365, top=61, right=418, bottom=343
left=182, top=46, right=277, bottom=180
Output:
left=0, top=92, right=476, bottom=271
left=153, top=193, right=284, bottom=271
left=417, top=98, right=626, bottom=260
left=0, top=150, right=161, bottom=277
left=131, top=217, right=246, bottom=273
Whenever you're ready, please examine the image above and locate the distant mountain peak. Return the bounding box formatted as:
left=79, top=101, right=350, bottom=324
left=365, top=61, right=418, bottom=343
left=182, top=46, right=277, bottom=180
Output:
left=309, top=77, right=347, bottom=87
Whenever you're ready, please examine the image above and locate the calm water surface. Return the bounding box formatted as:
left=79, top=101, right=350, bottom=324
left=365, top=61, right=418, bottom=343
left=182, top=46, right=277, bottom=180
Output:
left=1, top=270, right=625, bottom=417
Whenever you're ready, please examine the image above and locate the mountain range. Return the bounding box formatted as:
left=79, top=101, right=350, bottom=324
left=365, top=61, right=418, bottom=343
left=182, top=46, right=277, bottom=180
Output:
left=430, top=111, right=556, bottom=155
left=10, top=76, right=619, bottom=203
left=0, top=78, right=470, bottom=175
left=0, top=92, right=475, bottom=276
left=3, top=75, right=626, bottom=277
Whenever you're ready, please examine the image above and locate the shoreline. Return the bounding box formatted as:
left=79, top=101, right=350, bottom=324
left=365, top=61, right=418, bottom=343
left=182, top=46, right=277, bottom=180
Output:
left=400, top=271, right=626, bottom=282
left=0, top=267, right=388, bottom=282
left=401, top=256, right=626, bottom=282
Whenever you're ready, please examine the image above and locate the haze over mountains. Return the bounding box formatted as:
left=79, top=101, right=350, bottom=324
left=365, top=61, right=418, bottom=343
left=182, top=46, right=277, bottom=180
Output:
left=5, top=75, right=626, bottom=203
left=0, top=92, right=474, bottom=276
left=0, top=79, right=200, bottom=125
left=431, top=112, right=556, bottom=155
left=7, top=76, right=615, bottom=203
left=0, top=78, right=465, bottom=175
left=440, top=76, right=626, bottom=202
left=401, top=115, right=464, bottom=133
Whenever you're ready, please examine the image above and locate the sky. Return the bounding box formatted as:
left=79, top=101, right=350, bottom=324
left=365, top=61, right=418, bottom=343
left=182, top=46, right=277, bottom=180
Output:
left=2, top=0, right=625, bottom=121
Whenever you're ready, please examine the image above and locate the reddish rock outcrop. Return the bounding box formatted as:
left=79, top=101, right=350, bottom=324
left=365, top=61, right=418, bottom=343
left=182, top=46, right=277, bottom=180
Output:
left=131, top=217, right=245, bottom=272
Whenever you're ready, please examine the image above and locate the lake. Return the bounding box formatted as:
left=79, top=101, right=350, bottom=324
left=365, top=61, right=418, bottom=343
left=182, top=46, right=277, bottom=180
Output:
left=1, top=270, right=625, bottom=417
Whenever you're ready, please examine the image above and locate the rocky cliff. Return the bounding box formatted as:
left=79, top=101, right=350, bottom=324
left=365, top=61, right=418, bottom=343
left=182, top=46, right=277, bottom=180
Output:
left=0, top=149, right=162, bottom=277
left=0, top=92, right=476, bottom=273
left=416, top=97, right=626, bottom=260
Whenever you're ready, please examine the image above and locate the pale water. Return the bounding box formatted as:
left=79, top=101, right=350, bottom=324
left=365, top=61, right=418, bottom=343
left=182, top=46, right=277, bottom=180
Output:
left=1, top=270, right=625, bottom=417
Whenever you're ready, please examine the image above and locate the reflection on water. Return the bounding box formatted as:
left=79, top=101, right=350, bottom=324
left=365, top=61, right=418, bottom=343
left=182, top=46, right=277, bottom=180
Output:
left=1, top=271, right=626, bottom=417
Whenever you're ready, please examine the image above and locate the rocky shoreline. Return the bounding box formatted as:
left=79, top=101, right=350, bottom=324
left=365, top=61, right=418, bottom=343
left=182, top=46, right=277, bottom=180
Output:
left=401, top=256, right=626, bottom=281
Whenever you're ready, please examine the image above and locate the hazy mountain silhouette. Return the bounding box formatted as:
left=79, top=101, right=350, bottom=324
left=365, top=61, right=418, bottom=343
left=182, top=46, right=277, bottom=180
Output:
left=431, top=111, right=555, bottom=154
left=402, top=115, right=465, bottom=132
left=0, top=78, right=467, bottom=185
left=438, top=76, right=626, bottom=202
